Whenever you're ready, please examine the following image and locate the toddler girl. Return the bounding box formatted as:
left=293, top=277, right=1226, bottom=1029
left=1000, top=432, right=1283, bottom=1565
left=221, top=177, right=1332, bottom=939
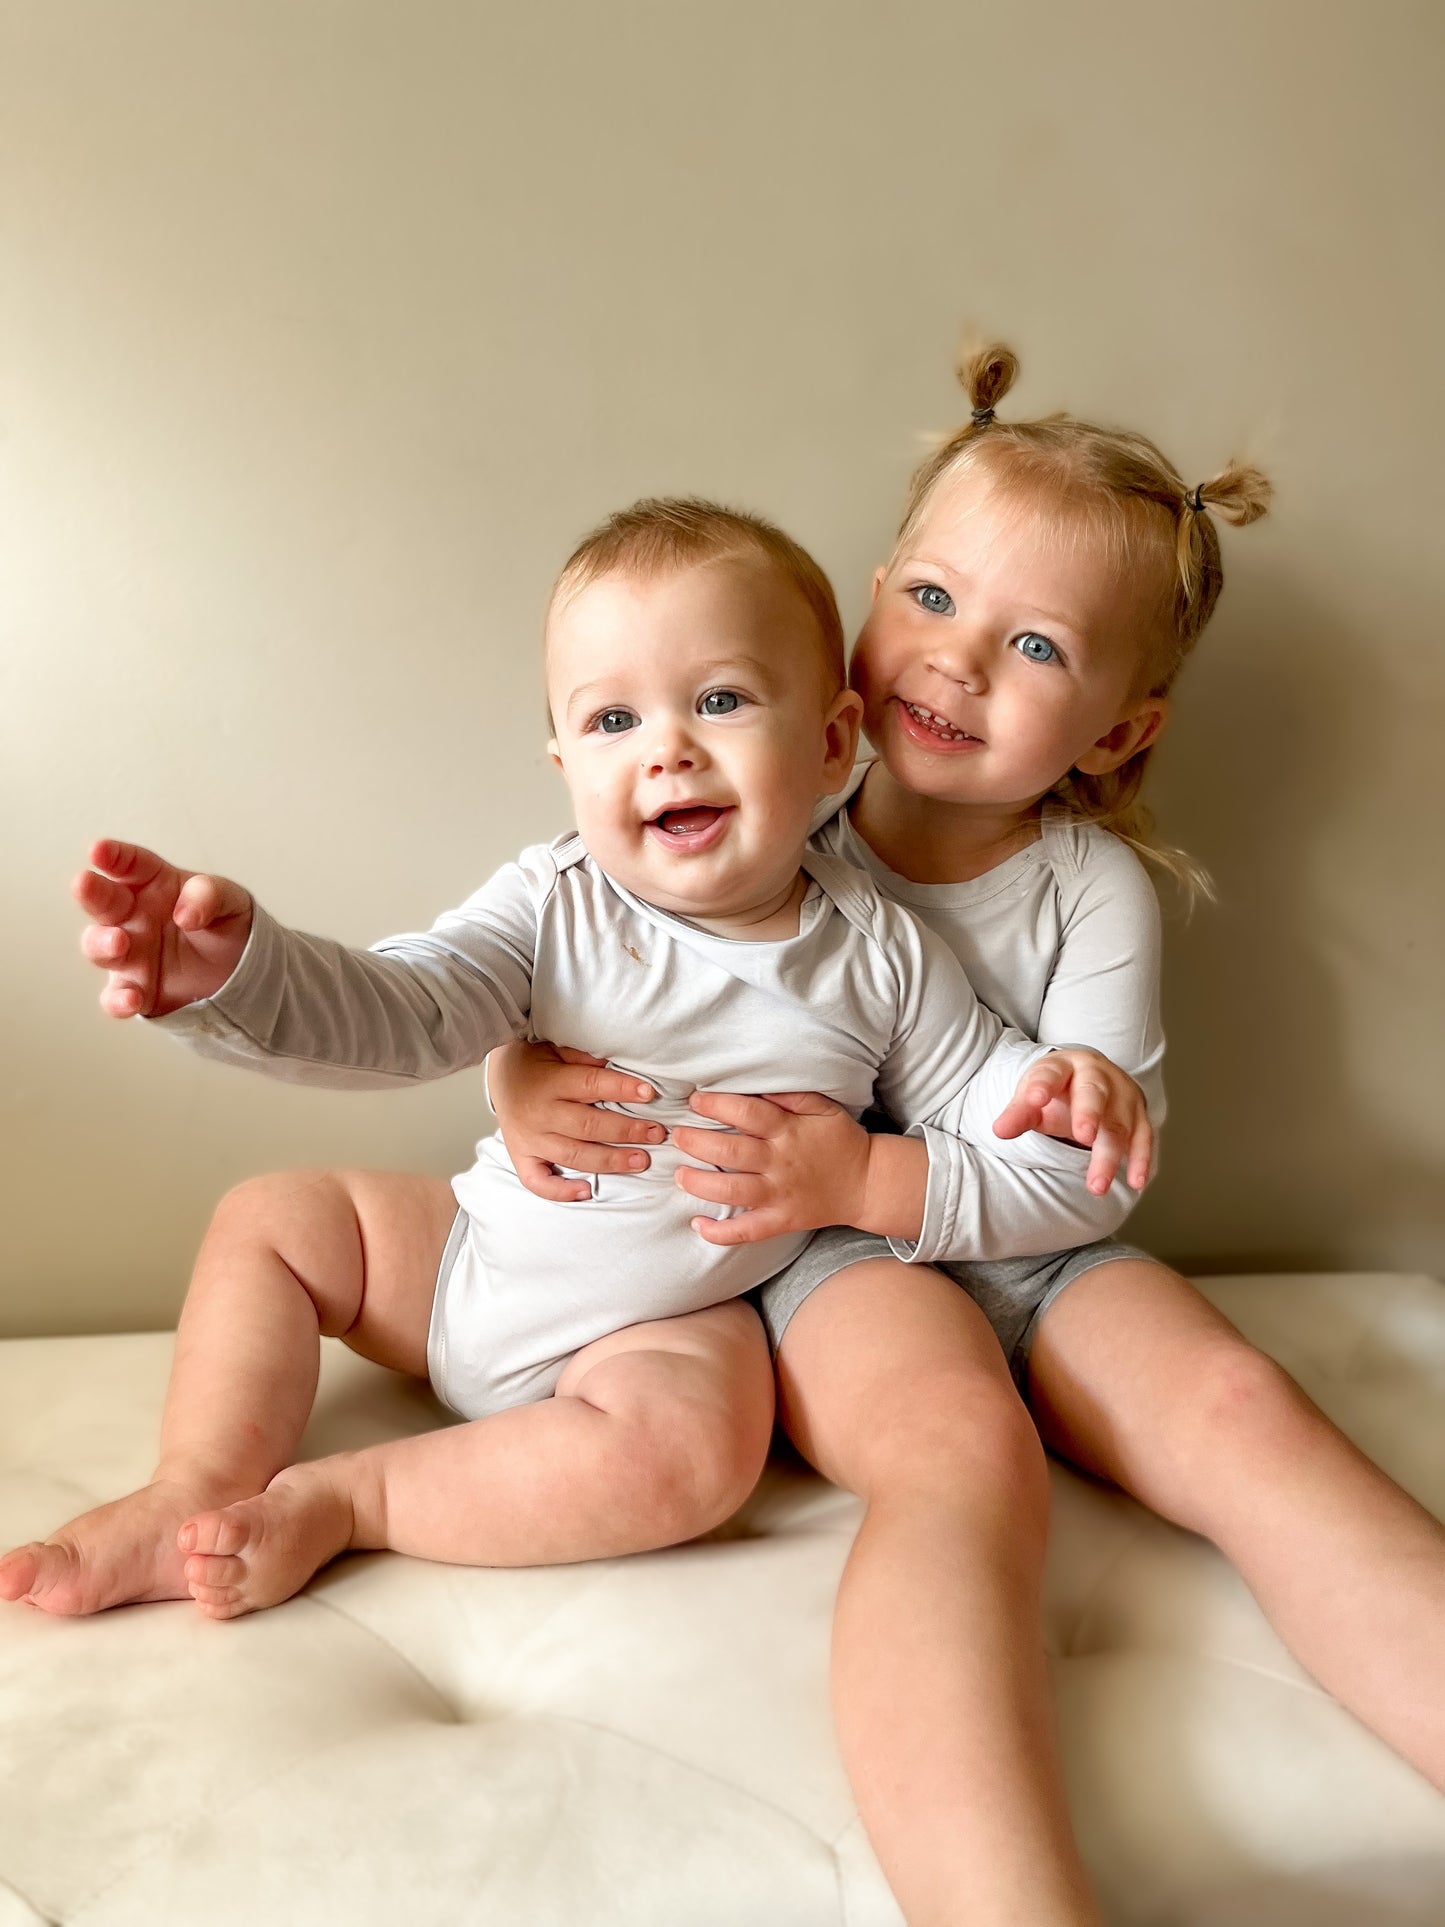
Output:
left=491, top=345, right=1445, bottom=1926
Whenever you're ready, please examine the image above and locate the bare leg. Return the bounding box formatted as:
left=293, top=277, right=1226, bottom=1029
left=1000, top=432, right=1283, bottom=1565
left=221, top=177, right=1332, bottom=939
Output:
left=1028, top=1258, right=1445, bottom=1790
left=0, top=1168, right=456, bottom=1615
left=178, top=1298, right=775, bottom=1615
left=776, top=1258, right=1100, bottom=1927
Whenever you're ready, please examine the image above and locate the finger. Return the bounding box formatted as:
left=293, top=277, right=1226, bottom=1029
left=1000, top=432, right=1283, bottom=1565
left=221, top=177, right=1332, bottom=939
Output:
left=81, top=922, right=131, bottom=965
left=1126, top=1114, right=1154, bottom=1192
left=85, top=839, right=173, bottom=889
left=686, top=1090, right=789, bottom=1136
left=100, top=980, right=146, bottom=1019
left=562, top=1064, right=657, bottom=1107
left=173, top=872, right=250, bottom=933
left=1066, top=1078, right=1110, bottom=1149
left=992, top=1092, right=1045, bottom=1140
left=690, top=1210, right=784, bottom=1247
left=551, top=1045, right=612, bottom=1069
left=71, top=867, right=136, bottom=924
left=533, top=1136, right=654, bottom=1176
left=670, top=1125, right=767, bottom=1173
left=545, top=1103, right=664, bottom=1146
left=1085, top=1122, right=1128, bottom=1196
left=734, top=1089, right=840, bottom=1117
left=674, top=1166, right=768, bottom=1209
left=512, top=1155, right=592, bottom=1203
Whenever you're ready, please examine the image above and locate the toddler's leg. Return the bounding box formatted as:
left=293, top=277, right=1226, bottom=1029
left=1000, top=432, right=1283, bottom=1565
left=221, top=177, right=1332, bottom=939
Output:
left=178, top=1297, right=774, bottom=1617
left=0, top=1168, right=456, bottom=1615
left=776, top=1258, right=1100, bottom=1927
left=1027, top=1258, right=1445, bottom=1789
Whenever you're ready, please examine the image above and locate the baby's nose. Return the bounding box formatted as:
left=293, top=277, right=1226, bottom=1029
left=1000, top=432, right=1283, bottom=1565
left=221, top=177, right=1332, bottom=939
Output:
left=643, top=730, right=702, bottom=775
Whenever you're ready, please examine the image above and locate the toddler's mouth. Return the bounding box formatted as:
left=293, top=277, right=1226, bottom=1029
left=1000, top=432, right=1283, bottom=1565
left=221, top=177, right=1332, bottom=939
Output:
left=645, top=804, right=734, bottom=853
left=898, top=699, right=982, bottom=748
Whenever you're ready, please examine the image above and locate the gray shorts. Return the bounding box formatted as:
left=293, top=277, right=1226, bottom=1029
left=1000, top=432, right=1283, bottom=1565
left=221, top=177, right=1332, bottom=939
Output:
left=754, top=1229, right=1152, bottom=1394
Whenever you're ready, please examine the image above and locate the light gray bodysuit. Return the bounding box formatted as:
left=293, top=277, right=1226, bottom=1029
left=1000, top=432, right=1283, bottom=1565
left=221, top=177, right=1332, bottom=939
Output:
left=157, top=834, right=1050, bottom=1416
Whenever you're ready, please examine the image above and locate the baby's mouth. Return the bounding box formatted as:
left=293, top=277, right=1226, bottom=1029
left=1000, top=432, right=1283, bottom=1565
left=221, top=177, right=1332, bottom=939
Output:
left=900, top=700, right=981, bottom=745
left=645, top=804, right=734, bottom=852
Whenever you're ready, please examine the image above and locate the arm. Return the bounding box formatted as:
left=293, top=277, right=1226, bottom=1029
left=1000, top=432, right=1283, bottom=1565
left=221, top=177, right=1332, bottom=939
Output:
left=75, top=837, right=539, bottom=1089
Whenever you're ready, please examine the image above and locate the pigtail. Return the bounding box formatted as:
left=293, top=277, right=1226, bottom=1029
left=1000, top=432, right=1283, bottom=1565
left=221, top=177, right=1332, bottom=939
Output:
left=955, top=340, right=1020, bottom=429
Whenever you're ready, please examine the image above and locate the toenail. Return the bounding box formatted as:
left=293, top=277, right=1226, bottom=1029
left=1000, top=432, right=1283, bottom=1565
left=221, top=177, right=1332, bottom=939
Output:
left=178, top=1524, right=196, bottom=1551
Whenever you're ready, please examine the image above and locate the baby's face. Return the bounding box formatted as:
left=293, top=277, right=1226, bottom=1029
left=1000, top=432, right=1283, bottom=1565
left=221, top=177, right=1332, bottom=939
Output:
left=851, top=472, right=1168, bottom=815
left=547, top=557, right=858, bottom=930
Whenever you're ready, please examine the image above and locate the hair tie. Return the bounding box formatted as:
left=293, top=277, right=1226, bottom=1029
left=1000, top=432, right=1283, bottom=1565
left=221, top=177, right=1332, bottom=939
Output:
left=971, top=406, right=996, bottom=428
left=1185, top=484, right=1206, bottom=513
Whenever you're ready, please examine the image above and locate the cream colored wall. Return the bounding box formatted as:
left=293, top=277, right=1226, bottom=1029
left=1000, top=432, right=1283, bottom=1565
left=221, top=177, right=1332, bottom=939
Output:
left=2, top=2, right=1441, bottom=1336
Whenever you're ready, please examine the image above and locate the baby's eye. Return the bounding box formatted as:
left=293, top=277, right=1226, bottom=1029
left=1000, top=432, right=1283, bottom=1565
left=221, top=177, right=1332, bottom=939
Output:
left=594, top=707, right=638, bottom=734
left=1013, top=633, right=1058, bottom=664
left=912, top=584, right=955, bottom=617
left=699, top=689, right=744, bottom=716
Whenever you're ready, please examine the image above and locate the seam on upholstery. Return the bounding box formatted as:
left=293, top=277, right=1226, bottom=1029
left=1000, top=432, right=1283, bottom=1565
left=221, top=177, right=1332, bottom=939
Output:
left=305, top=1588, right=464, bottom=1721
left=64, top=1710, right=440, bottom=1922
left=543, top=1708, right=840, bottom=1844
left=0, top=1868, right=58, bottom=1926
left=1184, top=1648, right=1330, bottom=1700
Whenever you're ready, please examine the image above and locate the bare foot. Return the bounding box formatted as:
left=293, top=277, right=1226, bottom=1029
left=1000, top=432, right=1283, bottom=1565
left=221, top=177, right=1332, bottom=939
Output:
left=0, top=1477, right=255, bottom=1616
left=179, top=1462, right=357, bottom=1618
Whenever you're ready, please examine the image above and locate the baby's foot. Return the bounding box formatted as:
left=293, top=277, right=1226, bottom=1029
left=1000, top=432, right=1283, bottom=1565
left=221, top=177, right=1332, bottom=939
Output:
left=179, top=1462, right=356, bottom=1619
left=0, top=1477, right=249, bottom=1616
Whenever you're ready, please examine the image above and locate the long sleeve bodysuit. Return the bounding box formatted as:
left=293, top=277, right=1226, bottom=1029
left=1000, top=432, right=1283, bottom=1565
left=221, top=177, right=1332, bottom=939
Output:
left=157, top=834, right=1051, bottom=1416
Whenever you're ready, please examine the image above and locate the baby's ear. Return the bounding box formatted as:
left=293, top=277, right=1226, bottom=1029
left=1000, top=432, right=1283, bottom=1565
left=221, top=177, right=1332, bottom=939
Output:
left=1074, top=698, right=1169, bottom=775
left=547, top=738, right=563, bottom=771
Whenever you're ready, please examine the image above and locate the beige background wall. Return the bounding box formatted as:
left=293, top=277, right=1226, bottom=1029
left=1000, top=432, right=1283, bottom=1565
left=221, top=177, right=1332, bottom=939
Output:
left=2, top=2, right=1441, bottom=1337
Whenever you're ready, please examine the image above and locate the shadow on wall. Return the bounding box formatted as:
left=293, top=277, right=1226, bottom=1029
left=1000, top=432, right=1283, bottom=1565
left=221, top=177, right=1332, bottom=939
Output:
left=1128, top=557, right=1438, bottom=1276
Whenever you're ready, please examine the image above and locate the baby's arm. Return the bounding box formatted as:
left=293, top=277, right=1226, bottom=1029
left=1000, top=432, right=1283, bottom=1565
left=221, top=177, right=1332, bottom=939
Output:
left=75, top=838, right=540, bottom=1087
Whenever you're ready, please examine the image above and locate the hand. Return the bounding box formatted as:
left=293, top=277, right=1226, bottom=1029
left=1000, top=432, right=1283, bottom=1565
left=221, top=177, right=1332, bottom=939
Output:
left=992, top=1049, right=1153, bottom=1196
left=486, top=1038, right=665, bottom=1203
left=671, top=1090, right=871, bottom=1247
left=73, top=839, right=253, bottom=1019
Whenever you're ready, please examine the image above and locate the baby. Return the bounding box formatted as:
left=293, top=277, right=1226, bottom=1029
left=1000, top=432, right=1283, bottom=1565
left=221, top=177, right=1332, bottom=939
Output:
left=1, top=499, right=1145, bottom=1619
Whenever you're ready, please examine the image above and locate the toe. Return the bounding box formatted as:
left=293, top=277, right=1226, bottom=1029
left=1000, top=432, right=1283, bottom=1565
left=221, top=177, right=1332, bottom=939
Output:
left=192, top=1586, right=245, bottom=1619
left=182, top=1507, right=249, bottom=1559
left=0, top=1545, right=42, bottom=1602
left=185, top=1553, right=245, bottom=1588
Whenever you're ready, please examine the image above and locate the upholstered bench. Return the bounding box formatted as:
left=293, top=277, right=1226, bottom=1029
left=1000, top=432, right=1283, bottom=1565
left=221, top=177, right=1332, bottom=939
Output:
left=3, top=1274, right=1443, bottom=1925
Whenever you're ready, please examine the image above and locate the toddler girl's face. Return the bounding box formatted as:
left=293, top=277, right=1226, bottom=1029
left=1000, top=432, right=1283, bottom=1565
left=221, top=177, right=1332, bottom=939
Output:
left=851, top=472, right=1167, bottom=815
left=546, top=557, right=858, bottom=927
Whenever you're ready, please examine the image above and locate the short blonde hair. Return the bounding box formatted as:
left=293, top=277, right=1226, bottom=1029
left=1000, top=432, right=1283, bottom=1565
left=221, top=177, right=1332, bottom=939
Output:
left=900, top=341, right=1272, bottom=897
left=551, top=497, right=847, bottom=694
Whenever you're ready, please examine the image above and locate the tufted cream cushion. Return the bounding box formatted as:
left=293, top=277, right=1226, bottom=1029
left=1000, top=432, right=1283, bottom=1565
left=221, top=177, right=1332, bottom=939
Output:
left=2, top=1274, right=1443, bottom=1925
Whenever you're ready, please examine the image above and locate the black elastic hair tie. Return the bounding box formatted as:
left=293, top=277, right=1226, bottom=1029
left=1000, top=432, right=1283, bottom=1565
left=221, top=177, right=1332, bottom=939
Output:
left=971, top=405, right=996, bottom=428
left=1185, top=484, right=1206, bottom=512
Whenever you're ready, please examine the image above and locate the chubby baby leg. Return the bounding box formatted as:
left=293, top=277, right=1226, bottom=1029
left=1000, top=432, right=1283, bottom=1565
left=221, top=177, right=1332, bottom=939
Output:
left=0, top=1168, right=455, bottom=1617
left=179, top=1299, right=775, bottom=1618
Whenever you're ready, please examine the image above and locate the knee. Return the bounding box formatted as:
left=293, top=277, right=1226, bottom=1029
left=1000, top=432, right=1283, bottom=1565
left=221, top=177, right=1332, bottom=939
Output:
left=1183, top=1338, right=1312, bottom=1455
left=620, top=1387, right=771, bottom=1545
left=857, top=1369, right=1050, bottom=1529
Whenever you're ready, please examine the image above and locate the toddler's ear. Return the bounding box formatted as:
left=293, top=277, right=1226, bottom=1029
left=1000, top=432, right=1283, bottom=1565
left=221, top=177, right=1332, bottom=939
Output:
left=547, top=738, right=563, bottom=771
left=1073, top=698, right=1169, bottom=776
left=871, top=566, right=887, bottom=602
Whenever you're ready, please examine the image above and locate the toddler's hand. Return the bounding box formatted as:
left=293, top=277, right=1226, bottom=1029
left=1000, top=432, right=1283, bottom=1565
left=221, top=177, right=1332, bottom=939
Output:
left=487, top=1038, right=665, bottom=1204
left=672, top=1090, right=870, bottom=1246
left=992, top=1049, right=1153, bottom=1196
left=73, top=839, right=253, bottom=1019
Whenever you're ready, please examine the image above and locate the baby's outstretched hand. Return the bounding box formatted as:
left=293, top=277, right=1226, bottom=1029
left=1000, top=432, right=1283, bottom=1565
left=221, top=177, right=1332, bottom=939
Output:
left=672, top=1090, right=871, bottom=1246
left=74, top=839, right=253, bottom=1019
left=993, top=1049, right=1153, bottom=1196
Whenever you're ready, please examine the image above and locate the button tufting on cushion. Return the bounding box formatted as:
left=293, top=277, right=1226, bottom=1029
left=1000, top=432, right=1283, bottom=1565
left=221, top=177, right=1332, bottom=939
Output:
left=1, top=1276, right=1443, bottom=1925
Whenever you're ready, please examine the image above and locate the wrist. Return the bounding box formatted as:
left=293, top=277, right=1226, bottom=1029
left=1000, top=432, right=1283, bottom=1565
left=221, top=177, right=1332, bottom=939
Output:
left=855, top=1132, right=929, bottom=1241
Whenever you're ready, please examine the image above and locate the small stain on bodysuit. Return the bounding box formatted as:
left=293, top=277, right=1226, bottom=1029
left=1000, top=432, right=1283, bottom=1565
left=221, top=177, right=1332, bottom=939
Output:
left=623, top=944, right=644, bottom=964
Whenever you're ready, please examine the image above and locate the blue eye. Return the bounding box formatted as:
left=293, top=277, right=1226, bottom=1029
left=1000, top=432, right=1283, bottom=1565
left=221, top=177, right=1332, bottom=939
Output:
left=913, top=583, right=955, bottom=616
left=1014, top=633, right=1057, bottom=664
left=700, top=689, right=743, bottom=716
left=595, top=708, right=638, bottom=734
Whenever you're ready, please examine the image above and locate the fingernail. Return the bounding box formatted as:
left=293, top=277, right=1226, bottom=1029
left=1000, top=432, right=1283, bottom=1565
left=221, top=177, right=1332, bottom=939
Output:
left=635, top=1083, right=653, bottom=1100
left=627, top=1153, right=647, bottom=1170
left=647, top=1126, right=665, bottom=1142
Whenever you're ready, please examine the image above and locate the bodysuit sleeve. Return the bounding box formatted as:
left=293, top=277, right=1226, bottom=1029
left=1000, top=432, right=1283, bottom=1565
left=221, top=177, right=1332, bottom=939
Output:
left=149, top=851, right=546, bottom=1089
left=887, top=832, right=1165, bottom=1264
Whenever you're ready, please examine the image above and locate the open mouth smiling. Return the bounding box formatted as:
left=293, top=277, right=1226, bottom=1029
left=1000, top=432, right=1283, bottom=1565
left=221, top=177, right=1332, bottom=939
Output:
left=896, top=699, right=983, bottom=748
left=644, top=803, right=735, bottom=853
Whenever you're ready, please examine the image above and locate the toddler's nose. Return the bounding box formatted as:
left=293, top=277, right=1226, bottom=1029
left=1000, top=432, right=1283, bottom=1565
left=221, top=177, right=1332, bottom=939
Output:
left=929, top=630, right=990, bottom=694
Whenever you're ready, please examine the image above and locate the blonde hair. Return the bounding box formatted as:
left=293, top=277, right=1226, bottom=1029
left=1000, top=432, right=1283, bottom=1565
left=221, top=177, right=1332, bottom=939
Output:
left=552, top=496, right=846, bottom=694
left=899, top=342, right=1272, bottom=897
